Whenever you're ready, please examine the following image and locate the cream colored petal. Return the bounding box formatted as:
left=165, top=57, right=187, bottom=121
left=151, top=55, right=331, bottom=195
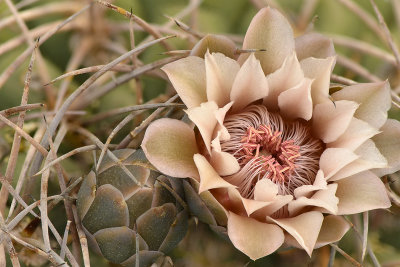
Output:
left=373, top=119, right=400, bottom=176
left=328, top=117, right=380, bottom=151
left=214, top=101, right=234, bottom=141
left=186, top=101, right=218, bottom=154
left=239, top=7, right=295, bottom=75
left=354, top=139, right=387, bottom=166
left=205, top=52, right=240, bottom=107
left=294, top=170, right=327, bottom=198
left=312, top=185, right=339, bottom=214
left=210, top=188, right=234, bottom=219
left=210, top=149, right=240, bottom=176
left=190, top=34, right=237, bottom=59
left=230, top=54, right=268, bottom=112
left=226, top=187, right=246, bottom=215
left=295, top=32, right=335, bottom=61
left=227, top=212, right=284, bottom=260
left=194, top=154, right=236, bottom=193
left=329, top=139, right=387, bottom=181
left=336, top=171, right=391, bottom=215
left=241, top=198, right=275, bottom=216
left=211, top=132, right=222, bottom=152
left=225, top=182, right=291, bottom=219
left=319, top=148, right=359, bottom=180
left=284, top=233, right=303, bottom=250
left=315, top=215, right=350, bottom=249
left=236, top=179, right=281, bottom=216
left=288, top=184, right=338, bottom=216
left=312, top=100, right=359, bottom=143
left=254, top=179, right=279, bottom=202
left=161, top=56, right=206, bottom=108
left=209, top=127, right=238, bottom=178
left=331, top=81, right=391, bottom=129
left=328, top=161, right=371, bottom=182
left=269, top=211, right=324, bottom=256
left=278, top=77, right=313, bottom=120
left=142, top=118, right=199, bottom=179
left=252, top=194, right=293, bottom=219
left=300, top=56, right=336, bottom=105
left=263, top=52, right=304, bottom=111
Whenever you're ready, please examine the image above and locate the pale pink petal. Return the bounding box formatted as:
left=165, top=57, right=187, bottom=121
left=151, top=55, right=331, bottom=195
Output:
left=214, top=101, right=234, bottom=141
left=205, top=51, right=240, bottom=107
left=268, top=211, right=324, bottom=256
left=294, top=170, right=327, bottom=198
left=210, top=132, right=240, bottom=178
left=319, top=148, right=359, bottom=180
left=239, top=7, right=295, bottom=75
left=329, top=139, right=387, bottom=181
left=227, top=187, right=246, bottom=215
left=263, top=52, right=303, bottom=111
left=332, top=81, right=391, bottom=129
left=251, top=194, right=293, bottom=219
left=284, top=233, right=303, bottom=250
left=328, top=161, right=372, bottom=182
left=278, top=77, right=313, bottom=120
left=161, top=56, right=206, bottom=108
left=354, top=139, right=387, bottom=166
left=336, top=171, right=391, bottom=215
left=328, top=117, right=380, bottom=151
left=254, top=179, right=279, bottom=202
left=373, top=119, right=400, bottom=176
left=309, top=184, right=339, bottom=215
left=230, top=54, right=268, bottom=112
left=225, top=182, right=292, bottom=218
left=194, top=154, right=236, bottom=193
left=315, top=215, right=350, bottom=248
left=300, top=56, right=336, bottom=105
left=190, top=34, right=237, bottom=59
left=186, top=101, right=218, bottom=154
left=227, top=212, right=284, bottom=260
left=241, top=198, right=275, bottom=216
left=234, top=179, right=281, bottom=216
left=210, top=150, right=240, bottom=176
left=288, top=184, right=339, bottom=216
left=295, top=32, right=335, bottom=61
left=142, top=118, right=199, bottom=179
left=211, top=132, right=222, bottom=152
left=312, top=100, right=359, bottom=143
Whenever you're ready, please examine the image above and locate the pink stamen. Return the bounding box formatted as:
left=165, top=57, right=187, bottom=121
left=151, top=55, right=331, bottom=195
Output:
left=238, top=124, right=300, bottom=183
left=221, top=105, right=324, bottom=198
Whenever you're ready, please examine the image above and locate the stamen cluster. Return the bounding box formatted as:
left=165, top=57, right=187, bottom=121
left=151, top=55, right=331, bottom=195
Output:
left=221, top=105, right=323, bottom=197
left=240, top=125, right=301, bottom=184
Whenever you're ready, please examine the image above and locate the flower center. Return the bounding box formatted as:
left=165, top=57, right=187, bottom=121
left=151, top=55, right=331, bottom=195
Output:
left=221, top=105, right=323, bottom=198
left=240, top=125, right=301, bottom=183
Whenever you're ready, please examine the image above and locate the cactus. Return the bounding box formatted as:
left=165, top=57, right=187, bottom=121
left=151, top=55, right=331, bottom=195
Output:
left=76, top=149, right=190, bottom=266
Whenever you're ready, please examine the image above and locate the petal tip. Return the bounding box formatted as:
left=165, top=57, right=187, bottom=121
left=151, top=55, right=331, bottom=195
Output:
left=142, top=118, right=199, bottom=179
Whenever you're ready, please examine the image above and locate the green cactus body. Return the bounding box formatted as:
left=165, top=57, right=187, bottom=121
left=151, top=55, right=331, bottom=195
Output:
left=77, top=149, right=228, bottom=266
left=77, top=149, right=189, bottom=266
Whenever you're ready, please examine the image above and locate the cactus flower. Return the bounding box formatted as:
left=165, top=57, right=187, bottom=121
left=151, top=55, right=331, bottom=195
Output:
left=142, top=7, right=400, bottom=260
